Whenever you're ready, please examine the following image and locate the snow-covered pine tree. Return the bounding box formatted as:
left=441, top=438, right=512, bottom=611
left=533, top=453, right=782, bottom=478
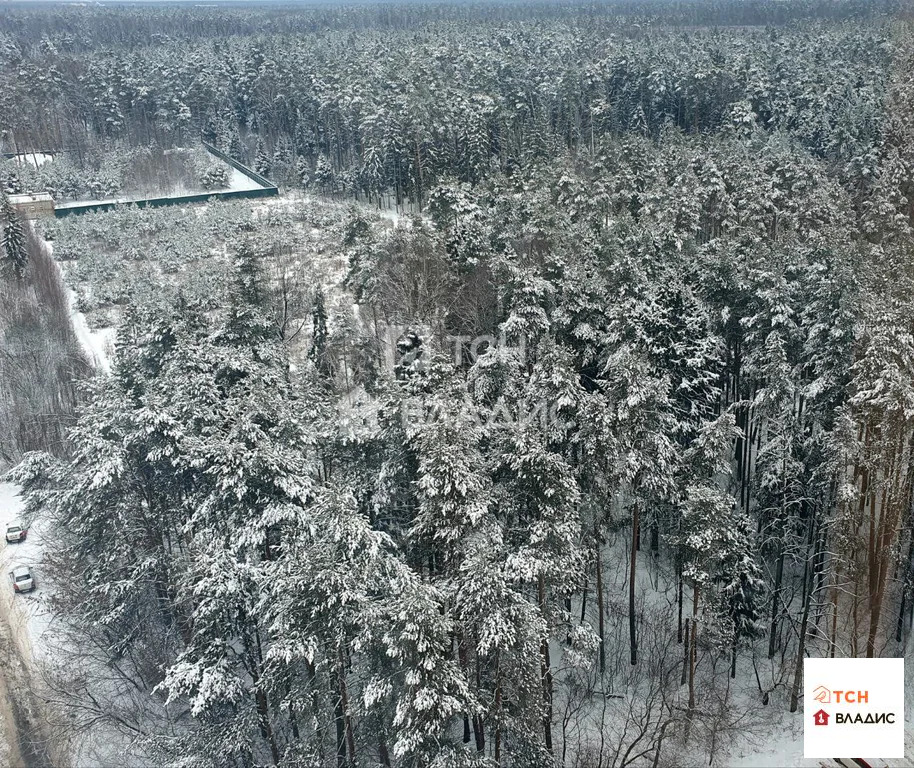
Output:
left=496, top=423, right=583, bottom=756
left=674, top=411, right=756, bottom=713
left=600, top=345, right=677, bottom=665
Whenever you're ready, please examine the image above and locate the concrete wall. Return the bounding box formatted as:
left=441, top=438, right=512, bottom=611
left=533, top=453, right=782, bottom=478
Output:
left=54, top=186, right=278, bottom=217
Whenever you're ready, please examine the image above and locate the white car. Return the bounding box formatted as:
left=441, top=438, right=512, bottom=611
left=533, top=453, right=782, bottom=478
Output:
left=10, top=565, right=34, bottom=594
left=5, top=521, right=27, bottom=543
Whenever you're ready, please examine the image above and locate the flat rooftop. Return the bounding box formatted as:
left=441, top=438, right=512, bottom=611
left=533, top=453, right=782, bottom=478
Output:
left=8, top=193, right=54, bottom=204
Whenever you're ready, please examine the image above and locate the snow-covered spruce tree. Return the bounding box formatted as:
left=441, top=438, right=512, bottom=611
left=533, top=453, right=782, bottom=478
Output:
left=751, top=354, right=807, bottom=663
left=222, top=244, right=274, bottom=339
left=271, top=136, right=293, bottom=185
left=149, top=251, right=326, bottom=765
left=308, top=286, right=332, bottom=379
left=315, top=155, right=333, bottom=192
left=718, top=539, right=765, bottom=679
left=426, top=182, right=492, bottom=273
left=255, top=137, right=272, bottom=179
left=1, top=192, right=28, bottom=279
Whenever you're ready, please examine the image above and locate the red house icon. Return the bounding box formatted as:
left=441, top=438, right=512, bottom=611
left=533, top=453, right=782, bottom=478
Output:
left=813, top=709, right=830, bottom=726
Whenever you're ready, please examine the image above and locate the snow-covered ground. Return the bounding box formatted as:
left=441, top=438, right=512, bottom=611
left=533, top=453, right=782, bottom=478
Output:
left=723, top=649, right=914, bottom=767
left=34, top=234, right=115, bottom=373
left=13, top=152, right=54, bottom=169
left=226, top=166, right=268, bottom=192
left=68, top=288, right=114, bottom=373
left=53, top=163, right=270, bottom=209
left=0, top=481, right=57, bottom=765
left=0, top=483, right=52, bottom=667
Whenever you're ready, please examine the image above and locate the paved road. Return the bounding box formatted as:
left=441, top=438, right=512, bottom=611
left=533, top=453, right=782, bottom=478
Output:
left=0, top=482, right=56, bottom=768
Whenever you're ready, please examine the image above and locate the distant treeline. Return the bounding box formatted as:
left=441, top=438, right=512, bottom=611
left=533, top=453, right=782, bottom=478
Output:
left=0, top=0, right=902, bottom=48
left=0, top=0, right=898, bottom=206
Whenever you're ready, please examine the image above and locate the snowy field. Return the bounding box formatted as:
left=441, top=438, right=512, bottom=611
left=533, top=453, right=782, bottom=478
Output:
left=53, top=163, right=269, bottom=209
left=48, top=145, right=272, bottom=211
left=12, top=152, right=54, bottom=169
left=226, top=165, right=268, bottom=192
left=68, top=287, right=114, bottom=372
left=53, top=167, right=270, bottom=208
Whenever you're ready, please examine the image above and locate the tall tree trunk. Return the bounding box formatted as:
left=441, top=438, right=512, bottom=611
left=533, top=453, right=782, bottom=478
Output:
left=853, top=459, right=870, bottom=657
left=851, top=564, right=860, bottom=657
left=472, top=715, right=485, bottom=753
left=285, top=684, right=300, bottom=741
left=677, top=555, right=684, bottom=644
left=866, top=549, right=888, bottom=657
left=866, top=481, right=884, bottom=658
left=689, top=585, right=698, bottom=714
left=629, top=501, right=640, bottom=665
left=457, top=633, right=476, bottom=747
left=680, top=618, right=689, bottom=686
left=337, top=647, right=356, bottom=766
left=494, top=650, right=502, bottom=765
left=379, top=737, right=391, bottom=768
left=473, top=635, right=485, bottom=752
left=595, top=533, right=605, bottom=674
left=897, top=533, right=914, bottom=643
left=790, top=519, right=818, bottom=712
left=811, top=528, right=829, bottom=639
left=830, top=563, right=840, bottom=658
left=580, top=576, right=588, bottom=624
left=251, top=629, right=280, bottom=765
left=768, top=549, right=784, bottom=658
left=306, top=659, right=325, bottom=763
left=538, top=575, right=553, bottom=753
left=335, top=696, right=346, bottom=768
left=255, top=688, right=280, bottom=765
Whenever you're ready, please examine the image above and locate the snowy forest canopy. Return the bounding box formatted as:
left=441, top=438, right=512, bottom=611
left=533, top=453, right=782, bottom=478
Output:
left=1, top=0, right=914, bottom=766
